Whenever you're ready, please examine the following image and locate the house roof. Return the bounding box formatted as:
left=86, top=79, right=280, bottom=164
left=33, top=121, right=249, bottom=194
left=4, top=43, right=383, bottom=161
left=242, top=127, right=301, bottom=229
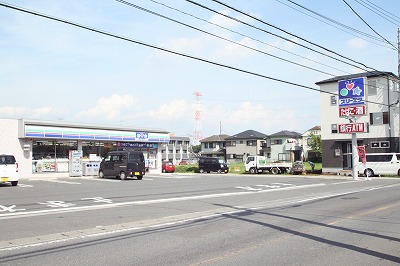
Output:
left=269, top=130, right=302, bottom=138
left=200, top=134, right=229, bottom=143
left=307, top=125, right=321, bottom=131
left=226, top=130, right=267, bottom=140
left=315, top=71, right=397, bottom=85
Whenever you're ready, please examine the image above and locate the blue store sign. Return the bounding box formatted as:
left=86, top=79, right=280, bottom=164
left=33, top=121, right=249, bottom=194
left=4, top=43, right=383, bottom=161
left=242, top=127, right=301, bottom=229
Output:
left=338, top=77, right=365, bottom=106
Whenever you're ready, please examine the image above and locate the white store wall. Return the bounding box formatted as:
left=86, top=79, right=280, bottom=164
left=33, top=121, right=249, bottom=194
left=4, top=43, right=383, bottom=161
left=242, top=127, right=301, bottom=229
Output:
left=0, top=119, right=33, bottom=179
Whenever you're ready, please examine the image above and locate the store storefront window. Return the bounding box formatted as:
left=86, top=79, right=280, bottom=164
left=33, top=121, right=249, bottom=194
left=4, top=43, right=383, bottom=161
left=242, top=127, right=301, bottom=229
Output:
left=32, top=140, right=77, bottom=173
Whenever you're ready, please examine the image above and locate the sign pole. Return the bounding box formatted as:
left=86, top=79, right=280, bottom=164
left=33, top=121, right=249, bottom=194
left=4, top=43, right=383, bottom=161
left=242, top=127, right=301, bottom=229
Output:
left=351, top=132, right=358, bottom=180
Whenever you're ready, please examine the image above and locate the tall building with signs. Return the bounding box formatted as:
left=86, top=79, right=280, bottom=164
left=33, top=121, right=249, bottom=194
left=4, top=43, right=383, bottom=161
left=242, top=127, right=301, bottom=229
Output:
left=316, top=71, right=399, bottom=174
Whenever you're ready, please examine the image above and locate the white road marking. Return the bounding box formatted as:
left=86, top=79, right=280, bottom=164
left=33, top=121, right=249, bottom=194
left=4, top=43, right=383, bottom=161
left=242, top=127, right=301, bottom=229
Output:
left=3, top=183, right=400, bottom=252
left=42, top=179, right=81, bottom=185
left=0, top=183, right=327, bottom=220
left=235, top=186, right=263, bottom=191
left=16, top=184, right=33, bottom=188
left=255, top=185, right=281, bottom=188
left=271, top=182, right=293, bottom=186
left=90, top=178, right=121, bottom=182
left=156, top=175, right=198, bottom=179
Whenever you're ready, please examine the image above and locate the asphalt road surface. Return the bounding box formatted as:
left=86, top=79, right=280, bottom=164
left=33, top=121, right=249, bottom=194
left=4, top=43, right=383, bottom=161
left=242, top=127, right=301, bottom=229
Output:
left=0, top=173, right=399, bottom=265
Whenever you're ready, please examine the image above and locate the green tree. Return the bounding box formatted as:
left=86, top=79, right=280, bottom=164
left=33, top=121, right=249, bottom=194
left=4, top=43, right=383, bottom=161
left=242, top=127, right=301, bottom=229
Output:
left=308, top=133, right=322, bottom=162
left=191, top=144, right=201, bottom=154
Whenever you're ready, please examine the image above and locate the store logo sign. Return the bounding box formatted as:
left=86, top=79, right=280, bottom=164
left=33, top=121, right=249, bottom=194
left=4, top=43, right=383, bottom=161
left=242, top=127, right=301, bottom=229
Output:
left=338, top=77, right=365, bottom=106
left=136, top=132, right=148, bottom=140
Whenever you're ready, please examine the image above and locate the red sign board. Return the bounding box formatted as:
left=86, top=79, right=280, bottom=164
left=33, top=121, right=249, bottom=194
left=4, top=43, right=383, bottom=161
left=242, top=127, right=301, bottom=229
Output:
left=357, top=145, right=366, bottom=166
left=338, top=123, right=366, bottom=133
left=339, top=105, right=366, bottom=117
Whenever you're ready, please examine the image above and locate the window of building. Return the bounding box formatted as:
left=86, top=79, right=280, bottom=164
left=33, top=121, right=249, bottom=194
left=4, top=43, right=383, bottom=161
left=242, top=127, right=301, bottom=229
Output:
left=247, top=140, right=256, bottom=146
left=370, top=112, right=389, bottom=125
left=330, top=95, right=337, bottom=105
left=368, top=80, right=377, bottom=95
left=240, top=141, right=243, bottom=144
left=331, top=124, right=338, bottom=133
left=204, top=143, right=209, bottom=149
left=273, top=139, right=282, bottom=145
left=228, top=141, right=236, bottom=147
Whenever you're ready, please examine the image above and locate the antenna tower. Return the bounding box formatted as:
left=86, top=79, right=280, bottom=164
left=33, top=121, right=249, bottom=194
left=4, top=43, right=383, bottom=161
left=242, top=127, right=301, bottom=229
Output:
left=193, top=91, right=203, bottom=144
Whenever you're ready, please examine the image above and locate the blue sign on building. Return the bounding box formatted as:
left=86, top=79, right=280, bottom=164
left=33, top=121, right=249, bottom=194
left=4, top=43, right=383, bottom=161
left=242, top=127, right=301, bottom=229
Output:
left=338, top=77, right=365, bottom=106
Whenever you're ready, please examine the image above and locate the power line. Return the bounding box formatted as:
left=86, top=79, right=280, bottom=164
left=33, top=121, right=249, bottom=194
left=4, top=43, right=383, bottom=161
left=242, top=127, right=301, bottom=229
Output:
left=148, top=0, right=350, bottom=76
left=279, top=0, right=394, bottom=47
left=115, top=0, right=335, bottom=76
left=200, top=0, right=376, bottom=71
left=0, top=1, right=395, bottom=109
left=187, top=0, right=398, bottom=89
left=355, top=0, right=400, bottom=27
left=342, top=0, right=397, bottom=50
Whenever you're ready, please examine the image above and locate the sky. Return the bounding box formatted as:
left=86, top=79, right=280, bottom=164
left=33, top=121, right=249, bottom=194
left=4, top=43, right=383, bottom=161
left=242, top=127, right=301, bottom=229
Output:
left=1, top=0, right=400, bottom=142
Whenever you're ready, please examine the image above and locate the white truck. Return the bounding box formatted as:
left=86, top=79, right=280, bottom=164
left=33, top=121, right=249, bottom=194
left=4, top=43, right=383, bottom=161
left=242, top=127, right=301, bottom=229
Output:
left=245, top=155, right=292, bottom=174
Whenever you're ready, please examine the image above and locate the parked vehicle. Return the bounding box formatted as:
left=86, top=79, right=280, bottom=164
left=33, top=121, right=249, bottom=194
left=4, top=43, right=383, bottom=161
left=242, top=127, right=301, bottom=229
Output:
left=98, top=151, right=145, bottom=180
left=358, top=153, right=400, bottom=177
left=0, top=154, right=19, bottom=186
left=198, top=157, right=229, bottom=173
left=162, top=161, right=175, bottom=173
left=245, top=155, right=292, bottom=174
left=179, top=159, right=189, bottom=165
left=291, top=161, right=305, bottom=175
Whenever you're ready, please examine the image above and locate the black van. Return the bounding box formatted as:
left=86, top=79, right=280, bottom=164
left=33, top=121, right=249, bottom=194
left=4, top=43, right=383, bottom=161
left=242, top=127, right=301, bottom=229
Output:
left=99, top=151, right=146, bottom=180
left=198, top=157, right=229, bottom=174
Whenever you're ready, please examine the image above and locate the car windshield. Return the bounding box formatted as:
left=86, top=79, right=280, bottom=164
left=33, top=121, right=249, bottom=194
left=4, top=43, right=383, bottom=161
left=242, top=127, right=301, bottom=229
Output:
left=0, top=156, right=15, bottom=164
left=218, top=159, right=226, bottom=164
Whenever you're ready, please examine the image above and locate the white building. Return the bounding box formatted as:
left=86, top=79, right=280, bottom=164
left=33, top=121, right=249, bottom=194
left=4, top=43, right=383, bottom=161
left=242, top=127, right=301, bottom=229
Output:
left=266, top=130, right=303, bottom=162
left=302, top=126, right=321, bottom=162
left=0, top=118, right=170, bottom=179
left=316, top=71, right=399, bottom=174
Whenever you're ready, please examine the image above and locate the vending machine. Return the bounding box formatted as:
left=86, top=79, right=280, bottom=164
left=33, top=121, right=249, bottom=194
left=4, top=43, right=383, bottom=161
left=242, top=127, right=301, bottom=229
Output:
left=69, top=150, right=83, bottom=177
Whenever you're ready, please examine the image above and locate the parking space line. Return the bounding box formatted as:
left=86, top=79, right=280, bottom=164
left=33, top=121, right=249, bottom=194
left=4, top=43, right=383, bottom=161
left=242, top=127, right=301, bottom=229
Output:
left=43, top=179, right=81, bottom=185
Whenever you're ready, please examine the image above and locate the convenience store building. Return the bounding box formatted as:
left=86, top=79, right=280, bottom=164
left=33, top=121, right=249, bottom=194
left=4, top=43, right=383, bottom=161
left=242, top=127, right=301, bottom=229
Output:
left=0, top=118, right=170, bottom=179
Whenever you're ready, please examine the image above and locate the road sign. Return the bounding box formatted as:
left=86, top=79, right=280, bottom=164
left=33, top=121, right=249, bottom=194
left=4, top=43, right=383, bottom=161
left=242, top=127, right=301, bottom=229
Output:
left=338, top=123, right=366, bottom=133
left=338, top=77, right=365, bottom=106
left=339, top=105, right=366, bottom=117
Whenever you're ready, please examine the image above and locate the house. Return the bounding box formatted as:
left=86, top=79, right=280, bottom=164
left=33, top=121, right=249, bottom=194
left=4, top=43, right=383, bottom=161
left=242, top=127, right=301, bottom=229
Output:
left=316, top=71, right=399, bottom=174
left=264, top=130, right=303, bottom=162
left=302, top=126, right=321, bottom=162
left=199, top=134, right=229, bottom=159
left=225, top=130, right=267, bottom=163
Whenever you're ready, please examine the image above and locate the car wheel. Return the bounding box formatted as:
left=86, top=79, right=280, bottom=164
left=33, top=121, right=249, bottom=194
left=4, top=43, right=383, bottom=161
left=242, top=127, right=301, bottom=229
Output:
left=364, top=168, right=374, bottom=177
left=199, top=169, right=204, bottom=173
left=249, top=167, right=256, bottom=174
left=99, top=170, right=105, bottom=178
left=162, top=169, right=166, bottom=173
left=120, top=172, right=127, bottom=180
left=271, top=167, right=280, bottom=175
left=11, top=181, right=18, bottom=186
left=217, top=169, right=222, bottom=174
left=137, top=175, right=143, bottom=180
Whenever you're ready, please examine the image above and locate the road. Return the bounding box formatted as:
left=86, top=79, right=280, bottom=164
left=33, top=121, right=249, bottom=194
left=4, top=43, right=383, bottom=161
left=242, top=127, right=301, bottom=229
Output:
left=0, top=173, right=399, bottom=265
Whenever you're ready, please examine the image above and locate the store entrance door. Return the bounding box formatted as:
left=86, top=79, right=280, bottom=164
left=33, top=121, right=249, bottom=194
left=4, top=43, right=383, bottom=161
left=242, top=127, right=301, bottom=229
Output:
left=342, top=143, right=352, bottom=169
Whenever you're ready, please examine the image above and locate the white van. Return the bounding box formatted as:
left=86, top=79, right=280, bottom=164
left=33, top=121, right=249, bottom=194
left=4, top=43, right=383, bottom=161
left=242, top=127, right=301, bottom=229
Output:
left=0, top=154, right=19, bottom=186
left=358, top=153, right=400, bottom=177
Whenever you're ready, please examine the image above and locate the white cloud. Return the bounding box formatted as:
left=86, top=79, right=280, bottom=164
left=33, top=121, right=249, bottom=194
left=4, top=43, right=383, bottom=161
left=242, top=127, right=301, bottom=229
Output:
left=0, top=106, right=53, bottom=118
left=213, top=37, right=258, bottom=61
left=284, top=37, right=299, bottom=50
left=74, top=94, right=136, bottom=121
left=147, top=99, right=190, bottom=119
left=347, top=38, right=368, bottom=49
left=208, top=10, right=258, bottom=28
left=161, top=37, right=204, bottom=54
